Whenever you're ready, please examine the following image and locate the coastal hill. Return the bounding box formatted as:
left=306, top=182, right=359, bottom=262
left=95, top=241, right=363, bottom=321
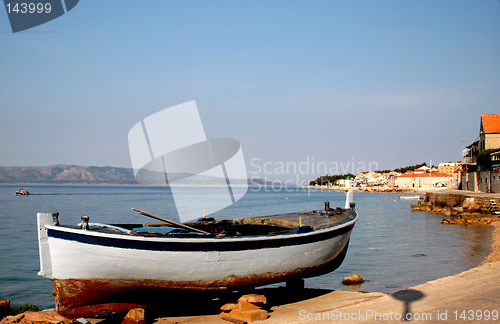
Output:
left=0, top=165, right=137, bottom=184
left=0, top=164, right=267, bottom=185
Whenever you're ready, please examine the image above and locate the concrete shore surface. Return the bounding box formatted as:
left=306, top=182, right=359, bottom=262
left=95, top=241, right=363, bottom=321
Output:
left=268, top=261, right=500, bottom=323
left=155, top=207, right=500, bottom=324
left=155, top=261, right=500, bottom=324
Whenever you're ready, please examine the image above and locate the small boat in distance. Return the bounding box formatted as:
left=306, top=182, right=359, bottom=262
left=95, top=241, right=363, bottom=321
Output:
left=398, top=195, right=424, bottom=200
left=37, top=191, right=358, bottom=318
left=15, top=188, right=30, bottom=196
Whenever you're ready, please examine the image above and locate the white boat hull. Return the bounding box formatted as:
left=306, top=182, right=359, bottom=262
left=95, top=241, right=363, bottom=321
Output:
left=399, top=195, right=424, bottom=200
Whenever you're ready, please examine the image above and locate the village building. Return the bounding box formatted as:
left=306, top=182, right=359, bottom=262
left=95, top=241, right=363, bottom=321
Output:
left=353, top=171, right=379, bottom=186
left=461, top=114, right=500, bottom=192
left=368, top=174, right=386, bottom=186
left=336, top=177, right=352, bottom=189
left=463, top=114, right=500, bottom=164
left=386, top=171, right=401, bottom=187
left=414, top=166, right=439, bottom=174
left=479, top=114, right=500, bottom=150
left=395, top=172, right=453, bottom=189
left=414, top=166, right=428, bottom=174
left=438, top=162, right=458, bottom=175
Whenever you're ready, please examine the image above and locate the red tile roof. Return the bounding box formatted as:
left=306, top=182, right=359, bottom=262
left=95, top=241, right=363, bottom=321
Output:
left=397, top=172, right=452, bottom=178
left=482, top=114, right=500, bottom=133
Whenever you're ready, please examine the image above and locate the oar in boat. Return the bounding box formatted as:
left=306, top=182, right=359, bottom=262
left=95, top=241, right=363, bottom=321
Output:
left=131, top=208, right=210, bottom=235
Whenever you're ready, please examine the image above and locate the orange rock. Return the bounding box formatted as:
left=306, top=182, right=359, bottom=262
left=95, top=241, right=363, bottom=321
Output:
left=241, top=309, right=268, bottom=322
left=227, top=309, right=243, bottom=320
left=0, top=299, right=10, bottom=310
left=224, top=308, right=268, bottom=323
left=0, top=314, right=24, bottom=324
left=238, top=294, right=267, bottom=305
left=238, top=301, right=260, bottom=312
left=18, top=311, right=72, bottom=324
left=342, top=274, right=364, bottom=285
left=471, top=203, right=481, bottom=211
left=122, top=308, right=145, bottom=324
left=220, top=302, right=238, bottom=312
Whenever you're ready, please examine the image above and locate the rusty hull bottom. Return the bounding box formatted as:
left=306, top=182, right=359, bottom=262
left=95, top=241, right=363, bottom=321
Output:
left=52, top=256, right=346, bottom=318
left=53, top=271, right=308, bottom=318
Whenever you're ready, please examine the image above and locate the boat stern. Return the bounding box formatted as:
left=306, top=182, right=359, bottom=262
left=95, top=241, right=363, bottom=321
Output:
left=37, top=212, right=59, bottom=278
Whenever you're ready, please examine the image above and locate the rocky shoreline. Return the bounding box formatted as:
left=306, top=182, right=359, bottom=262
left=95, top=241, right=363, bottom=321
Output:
left=410, top=189, right=500, bottom=265
left=411, top=190, right=500, bottom=225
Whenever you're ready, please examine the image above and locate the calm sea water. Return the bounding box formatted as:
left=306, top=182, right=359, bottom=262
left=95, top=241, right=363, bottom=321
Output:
left=0, top=184, right=492, bottom=309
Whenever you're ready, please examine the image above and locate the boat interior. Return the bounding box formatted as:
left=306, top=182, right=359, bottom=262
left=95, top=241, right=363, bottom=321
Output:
left=74, top=206, right=353, bottom=238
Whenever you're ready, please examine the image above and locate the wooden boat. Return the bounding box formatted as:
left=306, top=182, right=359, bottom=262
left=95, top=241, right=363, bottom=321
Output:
left=398, top=195, right=424, bottom=200
left=37, top=191, right=357, bottom=318
left=15, top=188, right=30, bottom=195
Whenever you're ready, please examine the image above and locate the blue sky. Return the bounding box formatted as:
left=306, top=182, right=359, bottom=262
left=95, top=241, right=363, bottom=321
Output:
left=1, top=1, right=499, bottom=183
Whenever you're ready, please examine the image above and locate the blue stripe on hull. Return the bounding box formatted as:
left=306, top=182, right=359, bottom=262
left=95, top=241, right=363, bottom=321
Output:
left=47, top=224, right=354, bottom=252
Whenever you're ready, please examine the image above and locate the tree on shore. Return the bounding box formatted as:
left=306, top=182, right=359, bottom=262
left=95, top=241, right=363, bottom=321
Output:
left=392, top=162, right=427, bottom=174
left=308, top=162, right=429, bottom=185
left=309, top=174, right=355, bottom=186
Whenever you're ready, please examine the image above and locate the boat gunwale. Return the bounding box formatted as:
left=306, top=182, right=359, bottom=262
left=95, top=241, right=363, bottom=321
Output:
left=43, top=212, right=358, bottom=244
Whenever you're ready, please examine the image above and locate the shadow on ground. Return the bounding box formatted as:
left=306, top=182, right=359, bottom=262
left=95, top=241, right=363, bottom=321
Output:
left=391, top=288, right=425, bottom=321
left=90, top=286, right=334, bottom=324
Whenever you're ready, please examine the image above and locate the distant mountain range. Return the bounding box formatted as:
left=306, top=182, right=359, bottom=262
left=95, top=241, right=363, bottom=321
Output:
left=0, top=165, right=137, bottom=184
left=0, top=164, right=269, bottom=185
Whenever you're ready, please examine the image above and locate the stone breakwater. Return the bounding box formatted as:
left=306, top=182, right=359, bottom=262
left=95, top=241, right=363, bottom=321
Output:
left=411, top=190, right=500, bottom=225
